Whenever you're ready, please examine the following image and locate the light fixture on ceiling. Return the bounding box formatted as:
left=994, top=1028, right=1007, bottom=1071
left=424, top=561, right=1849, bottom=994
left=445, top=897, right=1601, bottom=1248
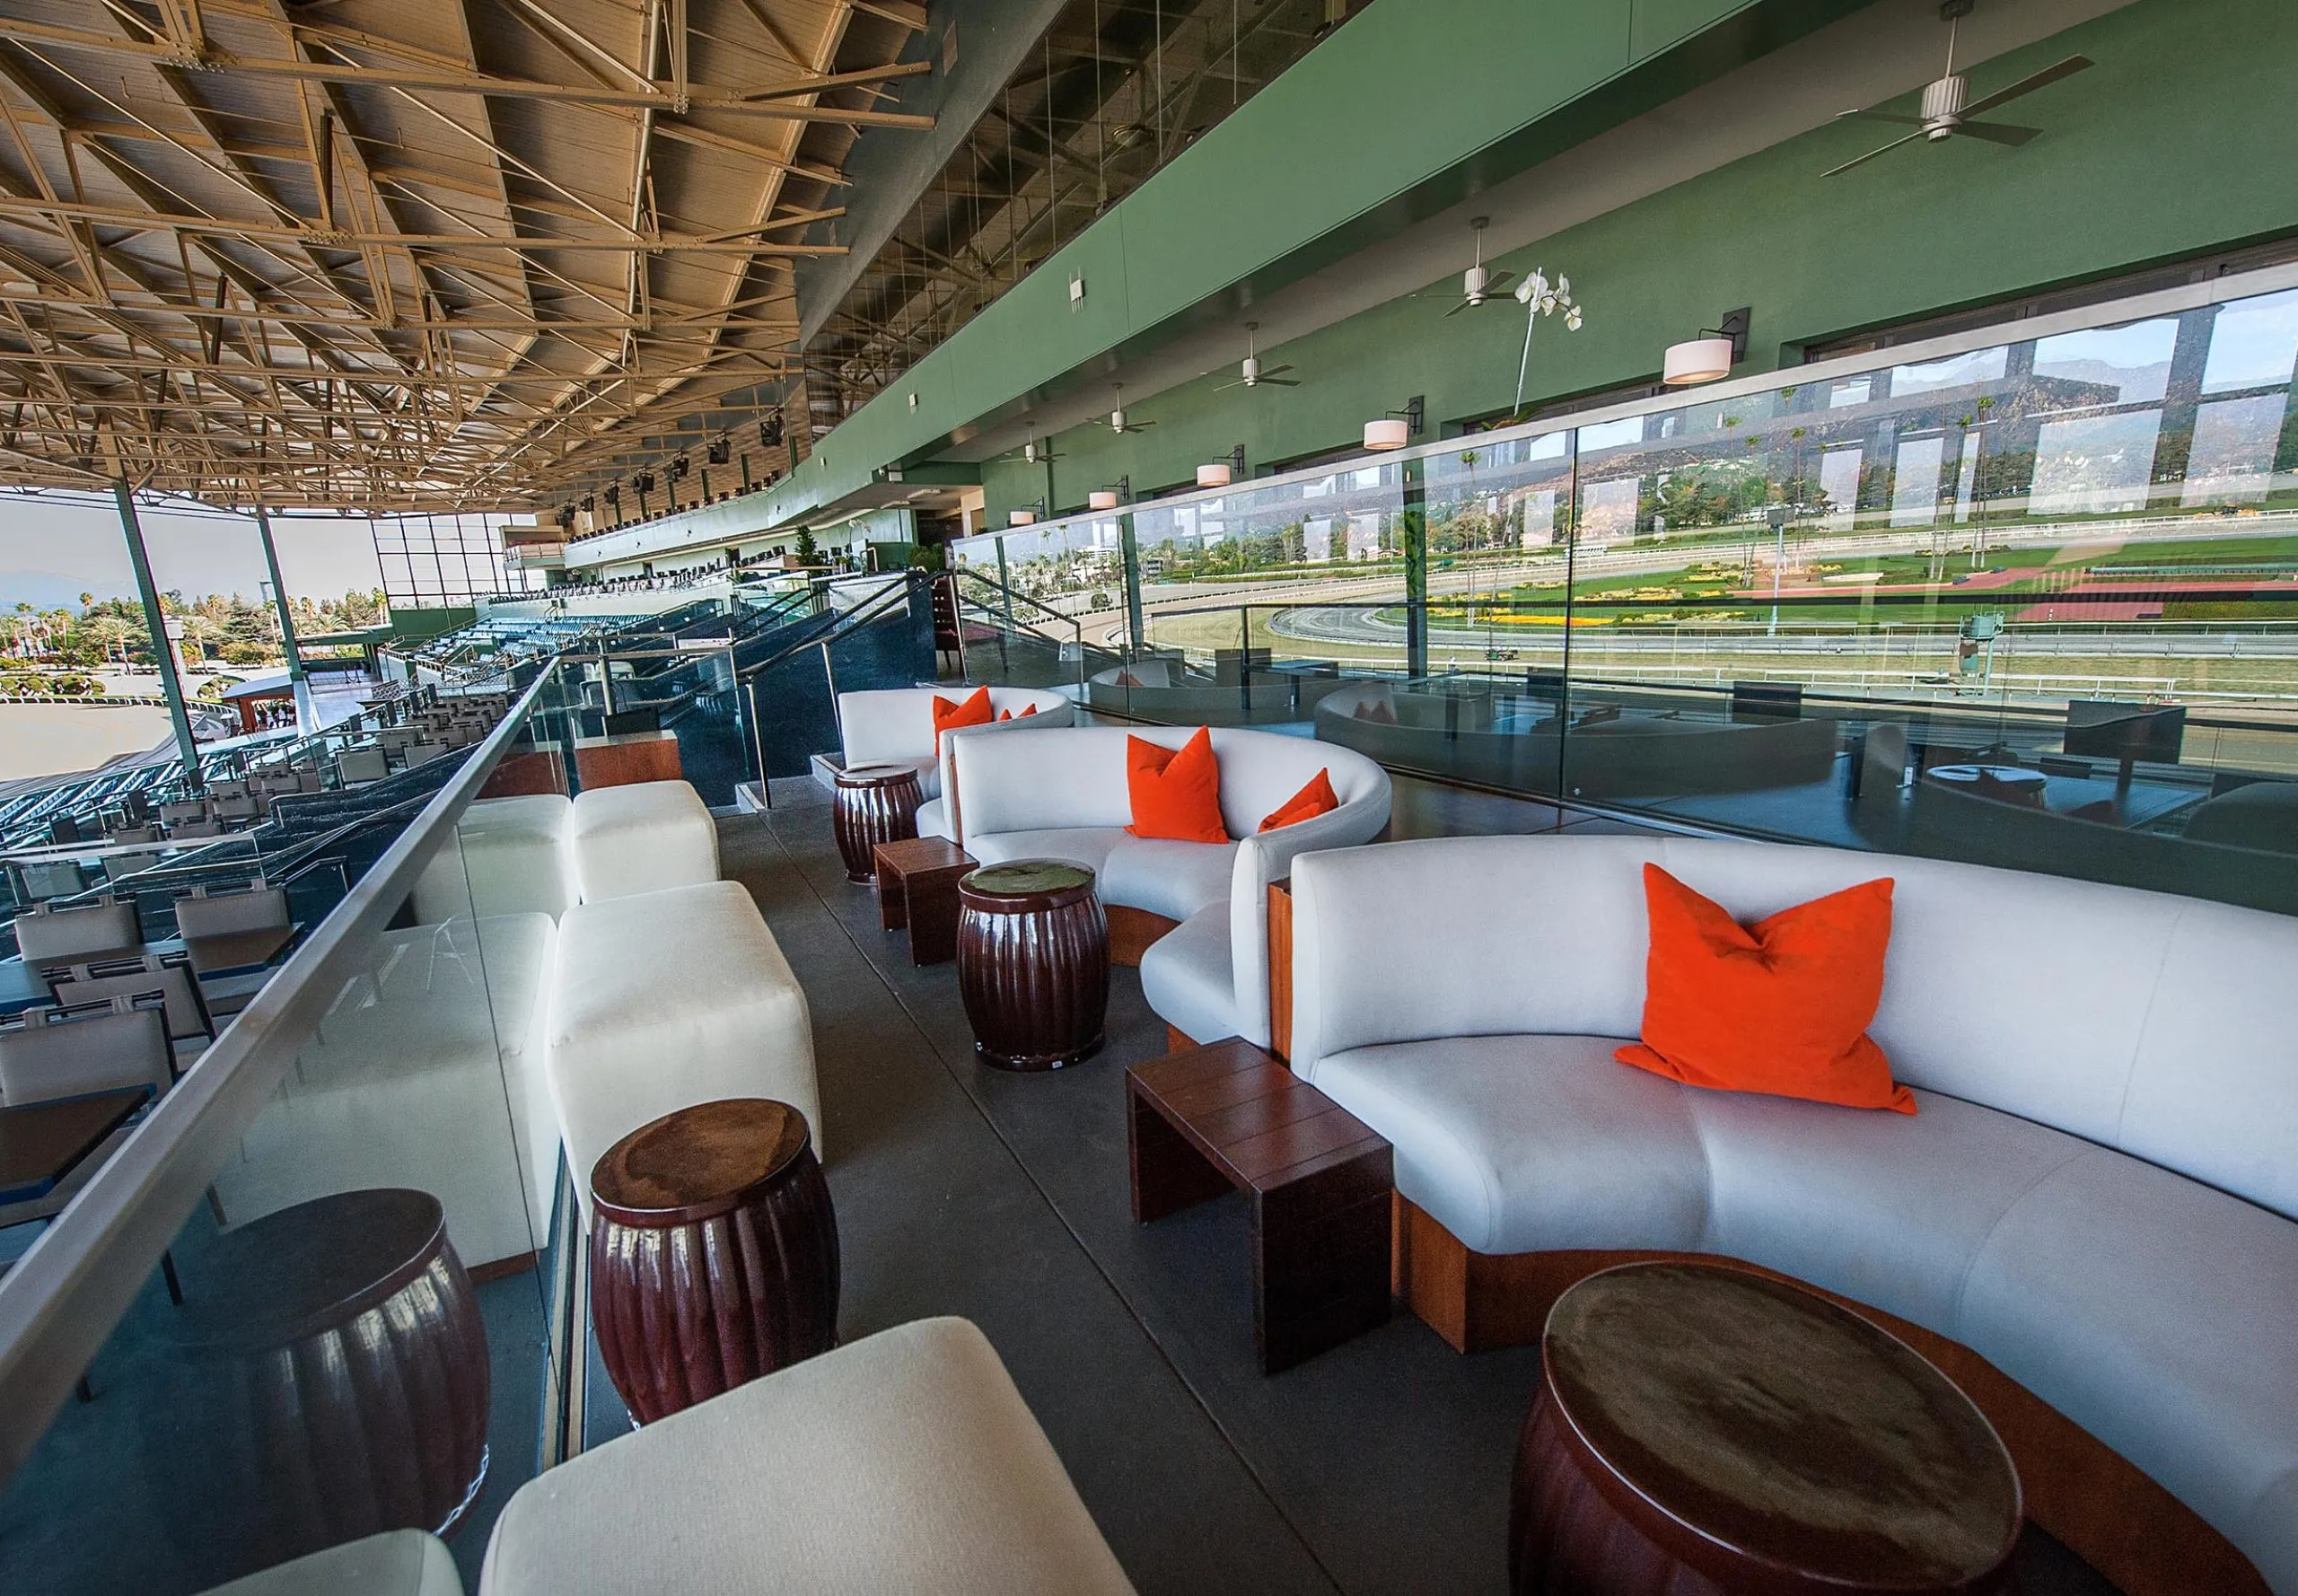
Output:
left=1364, top=396, right=1425, bottom=451
left=1662, top=309, right=1750, bottom=387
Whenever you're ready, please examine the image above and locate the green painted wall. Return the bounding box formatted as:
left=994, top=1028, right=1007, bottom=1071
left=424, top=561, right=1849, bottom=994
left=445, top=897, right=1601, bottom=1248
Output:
left=978, top=0, right=2298, bottom=521
left=668, top=0, right=1852, bottom=548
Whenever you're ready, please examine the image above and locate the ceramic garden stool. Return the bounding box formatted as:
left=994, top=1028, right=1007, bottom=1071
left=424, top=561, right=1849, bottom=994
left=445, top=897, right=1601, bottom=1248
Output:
left=955, top=860, right=1109, bottom=1070
left=1509, top=1261, right=2020, bottom=1596
left=831, top=762, right=923, bottom=882
left=588, top=1097, right=840, bottom=1424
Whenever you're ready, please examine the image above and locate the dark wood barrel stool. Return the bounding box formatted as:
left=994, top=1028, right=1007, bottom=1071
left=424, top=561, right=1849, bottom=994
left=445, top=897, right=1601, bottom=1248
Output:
left=589, top=1098, right=840, bottom=1423
left=1511, top=1261, right=2021, bottom=1596
left=175, top=1188, right=492, bottom=1565
left=832, top=762, right=923, bottom=882
left=956, top=859, right=1109, bottom=1070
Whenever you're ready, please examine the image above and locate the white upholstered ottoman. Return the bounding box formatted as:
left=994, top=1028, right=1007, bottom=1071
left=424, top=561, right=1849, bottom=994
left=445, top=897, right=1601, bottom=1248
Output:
left=201, top=1531, right=460, bottom=1596
left=478, top=1318, right=1135, bottom=1596
left=547, top=879, right=819, bottom=1223
left=411, top=794, right=572, bottom=923
left=568, top=779, right=718, bottom=902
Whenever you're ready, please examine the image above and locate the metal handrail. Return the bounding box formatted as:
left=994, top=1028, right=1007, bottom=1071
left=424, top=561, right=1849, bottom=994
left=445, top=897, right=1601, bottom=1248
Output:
left=0, top=665, right=555, bottom=1483
left=948, top=567, right=1084, bottom=641
left=734, top=571, right=922, bottom=686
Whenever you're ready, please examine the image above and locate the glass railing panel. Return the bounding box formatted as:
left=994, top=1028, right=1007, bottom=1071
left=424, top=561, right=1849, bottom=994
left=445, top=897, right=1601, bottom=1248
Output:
left=0, top=670, right=563, bottom=1595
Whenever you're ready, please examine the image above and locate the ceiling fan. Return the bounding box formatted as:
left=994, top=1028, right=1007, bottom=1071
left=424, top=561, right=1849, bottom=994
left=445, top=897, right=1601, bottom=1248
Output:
left=1102, top=384, right=1153, bottom=434
left=1444, top=217, right=1514, bottom=315
left=1005, top=436, right=1062, bottom=465
left=1215, top=324, right=1298, bottom=390
left=1825, top=0, right=2092, bottom=179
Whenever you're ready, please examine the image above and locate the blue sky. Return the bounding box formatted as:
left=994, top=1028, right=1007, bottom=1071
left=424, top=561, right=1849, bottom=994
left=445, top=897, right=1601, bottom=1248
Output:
left=0, top=491, right=388, bottom=611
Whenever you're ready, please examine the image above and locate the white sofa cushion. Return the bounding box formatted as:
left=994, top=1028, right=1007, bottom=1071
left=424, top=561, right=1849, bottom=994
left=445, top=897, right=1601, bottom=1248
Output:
left=1100, top=837, right=1239, bottom=925
left=478, top=1318, right=1136, bottom=1596
left=917, top=796, right=953, bottom=841
left=569, top=780, right=718, bottom=903
left=411, top=794, right=572, bottom=923
left=1136, top=907, right=1234, bottom=1046
left=201, top=1531, right=461, bottom=1596
left=548, top=880, right=817, bottom=1223
left=965, top=826, right=1126, bottom=877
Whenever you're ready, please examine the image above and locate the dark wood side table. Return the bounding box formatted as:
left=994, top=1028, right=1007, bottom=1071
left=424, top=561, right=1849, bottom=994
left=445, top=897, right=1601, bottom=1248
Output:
left=873, top=835, right=975, bottom=965
left=176, top=1188, right=492, bottom=1565
left=1128, top=1039, right=1392, bottom=1372
left=956, top=860, right=1109, bottom=1070
left=590, top=1098, right=840, bottom=1424
left=1511, top=1261, right=2021, bottom=1596
left=832, top=762, right=924, bottom=882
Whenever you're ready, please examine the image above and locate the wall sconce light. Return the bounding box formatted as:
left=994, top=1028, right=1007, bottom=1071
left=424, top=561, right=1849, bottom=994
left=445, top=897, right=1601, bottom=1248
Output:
left=1364, top=397, right=1423, bottom=452
left=1008, top=509, right=1038, bottom=527
left=1663, top=308, right=1750, bottom=387
left=1089, top=490, right=1120, bottom=511
left=1197, top=461, right=1232, bottom=488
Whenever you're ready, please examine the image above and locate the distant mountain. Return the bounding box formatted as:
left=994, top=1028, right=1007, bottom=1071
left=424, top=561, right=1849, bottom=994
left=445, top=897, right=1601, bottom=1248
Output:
left=0, top=572, right=138, bottom=612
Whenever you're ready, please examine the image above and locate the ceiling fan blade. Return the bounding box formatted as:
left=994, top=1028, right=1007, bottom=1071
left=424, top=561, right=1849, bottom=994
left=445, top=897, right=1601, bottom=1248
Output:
left=1954, top=119, right=2041, bottom=147
left=1486, top=270, right=1515, bottom=292
left=1215, top=379, right=1244, bottom=391
left=1834, top=109, right=1926, bottom=126
left=1259, top=378, right=1301, bottom=388
left=1261, top=364, right=1294, bottom=378
left=1961, top=55, right=2092, bottom=117
left=1822, top=130, right=1925, bottom=178
left=1445, top=299, right=1473, bottom=317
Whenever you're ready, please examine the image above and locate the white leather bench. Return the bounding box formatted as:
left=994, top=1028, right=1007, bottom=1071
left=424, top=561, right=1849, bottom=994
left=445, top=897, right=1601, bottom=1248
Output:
left=546, top=879, right=818, bottom=1223
left=410, top=794, right=573, bottom=923
left=944, top=723, right=1389, bottom=1049
left=1288, top=833, right=2298, bottom=1596
left=479, top=1318, right=1135, bottom=1596
left=568, top=779, right=717, bottom=902
left=825, top=685, right=1074, bottom=841
left=199, top=1531, right=460, bottom=1596
left=211, top=914, right=557, bottom=1269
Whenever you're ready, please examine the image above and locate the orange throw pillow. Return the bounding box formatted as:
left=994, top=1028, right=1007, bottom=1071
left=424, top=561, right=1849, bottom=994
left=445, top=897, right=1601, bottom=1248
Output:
left=1126, top=728, right=1230, bottom=843
left=1616, top=864, right=1912, bottom=1114
left=931, top=686, right=994, bottom=751
left=996, top=704, right=1041, bottom=723
left=1259, top=768, right=1339, bottom=832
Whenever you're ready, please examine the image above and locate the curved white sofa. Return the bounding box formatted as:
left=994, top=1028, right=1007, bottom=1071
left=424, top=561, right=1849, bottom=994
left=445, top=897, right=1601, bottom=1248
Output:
left=945, top=723, right=1389, bottom=1050
left=1288, top=834, right=2298, bottom=1595
left=834, top=686, right=1072, bottom=834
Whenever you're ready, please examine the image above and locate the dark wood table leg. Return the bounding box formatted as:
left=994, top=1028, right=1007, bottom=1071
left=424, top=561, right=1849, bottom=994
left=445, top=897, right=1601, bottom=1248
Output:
left=875, top=854, right=908, bottom=932
left=1254, top=1144, right=1392, bottom=1373
left=1128, top=1081, right=1234, bottom=1223
left=907, top=869, right=964, bottom=965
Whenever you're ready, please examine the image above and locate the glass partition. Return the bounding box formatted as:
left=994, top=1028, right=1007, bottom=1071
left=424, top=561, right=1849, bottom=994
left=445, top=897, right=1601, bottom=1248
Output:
left=950, top=267, right=2298, bottom=916
left=0, top=672, right=574, bottom=1594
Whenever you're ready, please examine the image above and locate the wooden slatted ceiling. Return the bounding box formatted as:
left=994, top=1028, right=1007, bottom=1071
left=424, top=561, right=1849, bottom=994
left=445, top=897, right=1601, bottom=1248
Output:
left=0, top=0, right=930, bottom=510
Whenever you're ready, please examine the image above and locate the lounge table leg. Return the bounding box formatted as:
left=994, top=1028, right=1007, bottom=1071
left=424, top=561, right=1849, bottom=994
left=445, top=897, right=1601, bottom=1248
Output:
left=1128, top=1085, right=1233, bottom=1223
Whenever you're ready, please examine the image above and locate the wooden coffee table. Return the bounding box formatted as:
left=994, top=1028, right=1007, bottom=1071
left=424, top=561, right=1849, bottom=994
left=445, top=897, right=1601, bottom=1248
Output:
left=872, top=836, right=975, bottom=965
left=1127, top=1040, right=1392, bottom=1372
left=1511, top=1261, right=2022, bottom=1596
left=589, top=1098, right=840, bottom=1424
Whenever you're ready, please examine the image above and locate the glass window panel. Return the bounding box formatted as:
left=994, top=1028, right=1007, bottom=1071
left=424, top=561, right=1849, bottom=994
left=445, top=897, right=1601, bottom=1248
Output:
left=2200, top=286, right=2298, bottom=393
left=2031, top=318, right=2180, bottom=407
left=1890, top=346, right=2010, bottom=395
left=1890, top=434, right=1947, bottom=526
left=2030, top=411, right=2164, bottom=513
left=2181, top=392, right=2289, bottom=505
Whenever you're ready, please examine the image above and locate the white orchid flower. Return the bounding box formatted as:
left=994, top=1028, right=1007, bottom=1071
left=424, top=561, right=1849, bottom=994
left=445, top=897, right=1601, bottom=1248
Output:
left=1566, top=306, right=1583, bottom=331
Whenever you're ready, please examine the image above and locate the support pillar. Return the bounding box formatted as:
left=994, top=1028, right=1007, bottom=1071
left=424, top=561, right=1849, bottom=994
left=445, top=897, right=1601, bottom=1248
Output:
left=114, top=478, right=202, bottom=788
left=253, top=505, right=314, bottom=732
left=1118, top=510, right=1146, bottom=654
left=1400, top=453, right=1429, bottom=680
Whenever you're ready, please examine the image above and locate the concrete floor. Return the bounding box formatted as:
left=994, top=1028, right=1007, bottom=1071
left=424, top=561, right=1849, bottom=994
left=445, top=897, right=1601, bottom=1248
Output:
left=671, top=785, right=2118, bottom=1596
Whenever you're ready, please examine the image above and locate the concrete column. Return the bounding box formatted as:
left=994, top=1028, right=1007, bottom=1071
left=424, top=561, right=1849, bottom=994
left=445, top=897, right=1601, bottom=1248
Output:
left=253, top=504, right=315, bottom=732
left=114, top=478, right=203, bottom=787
